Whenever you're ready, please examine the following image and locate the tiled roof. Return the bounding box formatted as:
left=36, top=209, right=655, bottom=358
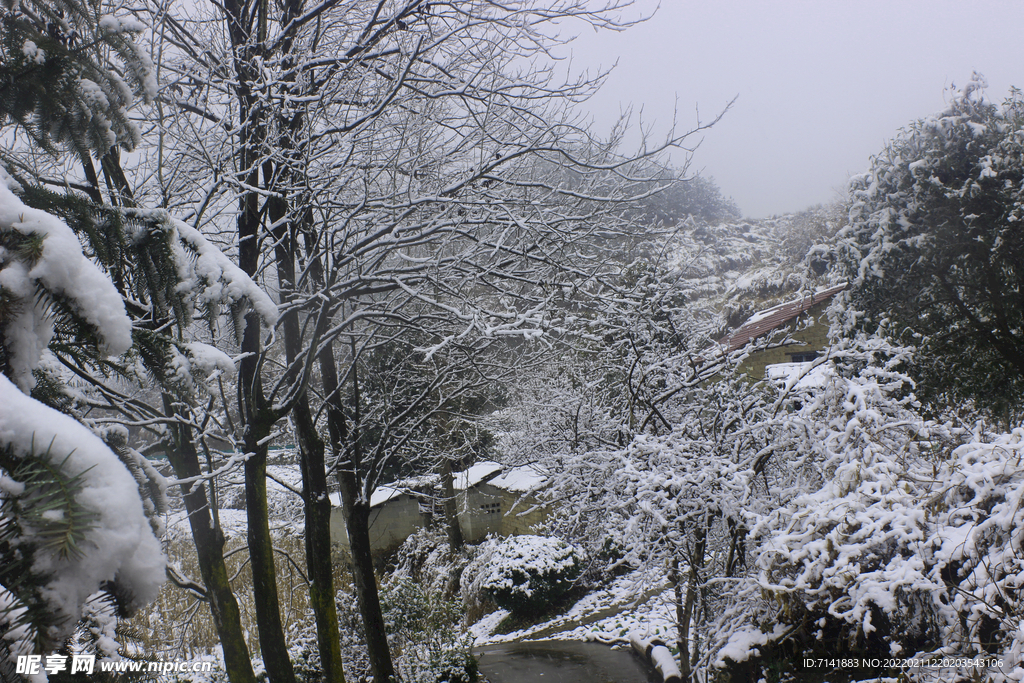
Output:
left=720, top=282, right=848, bottom=353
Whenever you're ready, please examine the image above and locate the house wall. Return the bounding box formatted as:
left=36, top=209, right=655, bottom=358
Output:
left=458, top=483, right=504, bottom=542
left=329, top=493, right=427, bottom=556
left=737, top=301, right=832, bottom=380
left=330, top=483, right=551, bottom=557
left=499, top=491, right=548, bottom=536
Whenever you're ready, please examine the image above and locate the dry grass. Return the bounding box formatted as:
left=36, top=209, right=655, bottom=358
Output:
left=131, top=532, right=353, bottom=661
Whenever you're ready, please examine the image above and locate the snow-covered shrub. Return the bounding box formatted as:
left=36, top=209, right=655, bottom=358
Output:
left=707, top=343, right=1024, bottom=681
left=382, top=577, right=478, bottom=683
left=391, top=526, right=470, bottom=597
left=464, top=535, right=583, bottom=616
left=727, top=428, right=1024, bottom=681
left=705, top=348, right=948, bottom=666
left=335, top=586, right=372, bottom=682
left=426, top=647, right=479, bottom=683
left=459, top=542, right=498, bottom=624
left=580, top=536, right=634, bottom=588
left=281, top=618, right=324, bottom=683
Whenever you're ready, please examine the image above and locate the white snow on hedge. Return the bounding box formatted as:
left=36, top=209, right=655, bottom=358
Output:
left=0, top=178, right=132, bottom=389
left=0, top=374, right=165, bottom=640
left=466, top=535, right=583, bottom=601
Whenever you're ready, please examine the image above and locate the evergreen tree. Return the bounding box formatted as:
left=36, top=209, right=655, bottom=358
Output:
left=0, top=172, right=166, bottom=677
left=2, top=4, right=270, bottom=679
left=837, top=74, right=1024, bottom=420
left=0, top=0, right=154, bottom=156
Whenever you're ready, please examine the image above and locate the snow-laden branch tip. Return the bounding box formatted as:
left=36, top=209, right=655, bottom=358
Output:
left=0, top=173, right=132, bottom=390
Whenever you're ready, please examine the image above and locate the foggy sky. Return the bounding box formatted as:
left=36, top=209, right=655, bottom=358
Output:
left=564, top=0, right=1024, bottom=218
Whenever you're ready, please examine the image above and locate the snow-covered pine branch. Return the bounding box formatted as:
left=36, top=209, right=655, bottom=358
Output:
left=0, top=177, right=164, bottom=674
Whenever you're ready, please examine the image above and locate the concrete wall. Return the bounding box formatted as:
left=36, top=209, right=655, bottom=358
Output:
left=329, top=492, right=428, bottom=556
left=499, top=490, right=549, bottom=537
left=458, top=483, right=550, bottom=541
left=458, top=483, right=505, bottom=542
left=330, top=484, right=550, bottom=556
left=736, top=301, right=832, bottom=381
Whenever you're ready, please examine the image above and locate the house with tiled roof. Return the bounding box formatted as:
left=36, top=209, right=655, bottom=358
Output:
left=329, top=461, right=549, bottom=556
left=719, top=282, right=848, bottom=381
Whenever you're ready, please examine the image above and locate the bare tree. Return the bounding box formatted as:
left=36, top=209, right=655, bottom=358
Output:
left=142, top=1, right=724, bottom=681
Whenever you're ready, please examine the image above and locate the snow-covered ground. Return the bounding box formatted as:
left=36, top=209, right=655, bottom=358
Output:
left=163, top=461, right=306, bottom=541
left=470, top=569, right=677, bottom=647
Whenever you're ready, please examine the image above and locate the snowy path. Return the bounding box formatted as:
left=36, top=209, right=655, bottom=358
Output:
left=472, top=571, right=677, bottom=646
left=475, top=640, right=658, bottom=683
left=522, top=582, right=669, bottom=641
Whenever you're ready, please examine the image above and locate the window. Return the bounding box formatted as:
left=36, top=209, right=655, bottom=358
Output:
left=788, top=351, right=820, bottom=363
left=480, top=502, right=501, bottom=515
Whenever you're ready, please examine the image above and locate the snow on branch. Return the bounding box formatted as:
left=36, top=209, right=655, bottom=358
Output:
left=170, top=217, right=280, bottom=326
left=0, top=177, right=132, bottom=390
left=0, top=374, right=165, bottom=652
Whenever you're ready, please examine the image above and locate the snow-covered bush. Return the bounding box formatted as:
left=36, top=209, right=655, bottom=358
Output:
left=706, top=342, right=1024, bottom=681
left=732, top=426, right=1024, bottom=675
left=335, top=585, right=372, bottom=681
left=463, top=535, right=584, bottom=617
left=391, top=526, right=470, bottom=597
left=382, top=577, right=478, bottom=683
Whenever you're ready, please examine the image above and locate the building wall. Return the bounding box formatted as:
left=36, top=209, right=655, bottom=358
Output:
left=458, top=483, right=505, bottom=542
left=330, top=483, right=551, bottom=556
left=736, top=301, right=832, bottom=380
left=499, top=491, right=549, bottom=537
left=329, top=493, right=427, bottom=556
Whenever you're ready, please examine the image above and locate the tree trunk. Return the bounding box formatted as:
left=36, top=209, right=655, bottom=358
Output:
left=237, top=305, right=295, bottom=683
left=231, top=32, right=296, bottom=670
left=318, top=344, right=396, bottom=683
left=269, top=159, right=347, bottom=683
left=675, top=521, right=708, bottom=682
left=243, top=423, right=296, bottom=683
left=294, top=400, right=346, bottom=683
left=163, top=398, right=256, bottom=683
left=671, top=556, right=693, bottom=681
left=338, top=478, right=396, bottom=683
left=441, top=459, right=464, bottom=553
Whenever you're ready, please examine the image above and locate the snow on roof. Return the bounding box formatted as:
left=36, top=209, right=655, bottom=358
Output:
left=453, top=461, right=503, bottom=490
left=370, top=485, right=405, bottom=508
left=327, top=486, right=406, bottom=509
left=489, top=464, right=548, bottom=493
left=719, top=282, right=848, bottom=353
left=327, top=461, right=505, bottom=509
left=765, top=361, right=833, bottom=390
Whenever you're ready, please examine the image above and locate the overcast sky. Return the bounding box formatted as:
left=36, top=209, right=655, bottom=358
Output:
left=562, top=0, right=1024, bottom=218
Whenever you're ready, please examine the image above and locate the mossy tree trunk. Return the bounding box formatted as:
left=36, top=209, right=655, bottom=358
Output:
left=318, top=343, right=397, bottom=683
left=273, top=204, right=346, bottom=683
left=164, top=399, right=256, bottom=683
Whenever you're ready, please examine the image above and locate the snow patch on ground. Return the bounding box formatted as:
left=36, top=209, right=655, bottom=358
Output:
left=471, top=568, right=676, bottom=647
